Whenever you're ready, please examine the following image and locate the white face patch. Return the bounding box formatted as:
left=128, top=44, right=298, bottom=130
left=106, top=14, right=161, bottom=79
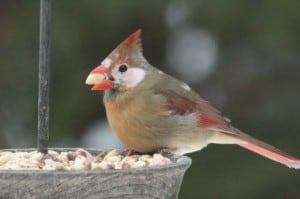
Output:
left=158, top=70, right=163, bottom=74
left=122, top=68, right=146, bottom=88
left=101, top=58, right=112, bottom=68
left=181, top=82, right=191, bottom=91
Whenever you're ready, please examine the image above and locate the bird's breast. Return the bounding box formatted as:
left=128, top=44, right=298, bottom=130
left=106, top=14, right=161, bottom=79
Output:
left=104, top=93, right=163, bottom=152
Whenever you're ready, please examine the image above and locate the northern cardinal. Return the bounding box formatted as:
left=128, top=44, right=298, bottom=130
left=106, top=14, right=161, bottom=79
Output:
left=86, top=29, right=300, bottom=169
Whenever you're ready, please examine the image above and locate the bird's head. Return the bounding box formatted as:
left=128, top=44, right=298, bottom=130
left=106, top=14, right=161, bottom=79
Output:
left=85, top=29, right=150, bottom=92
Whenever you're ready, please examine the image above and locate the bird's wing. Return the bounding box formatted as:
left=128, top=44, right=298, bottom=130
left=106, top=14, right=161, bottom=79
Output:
left=154, top=88, right=232, bottom=131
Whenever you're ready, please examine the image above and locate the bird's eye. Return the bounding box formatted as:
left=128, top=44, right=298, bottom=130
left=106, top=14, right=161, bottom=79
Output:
left=118, top=64, right=128, bottom=73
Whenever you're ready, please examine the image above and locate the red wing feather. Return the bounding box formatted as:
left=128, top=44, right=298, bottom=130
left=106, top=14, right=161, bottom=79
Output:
left=200, top=112, right=228, bottom=128
left=164, top=97, right=196, bottom=115
left=157, top=90, right=229, bottom=129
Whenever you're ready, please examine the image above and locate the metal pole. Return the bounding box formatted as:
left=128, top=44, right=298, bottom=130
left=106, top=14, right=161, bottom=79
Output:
left=38, top=0, right=51, bottom=153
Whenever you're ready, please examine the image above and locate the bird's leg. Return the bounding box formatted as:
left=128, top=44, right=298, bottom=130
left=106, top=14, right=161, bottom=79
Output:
left=156, top=147, right=177, bottom=156
left=122, top=148, right=139, bottom=156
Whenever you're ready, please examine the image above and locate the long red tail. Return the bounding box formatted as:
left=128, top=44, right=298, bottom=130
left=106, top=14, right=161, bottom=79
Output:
left=224, top=129, right=300, bottom=169
left=239, top=138, right=300, bottom=169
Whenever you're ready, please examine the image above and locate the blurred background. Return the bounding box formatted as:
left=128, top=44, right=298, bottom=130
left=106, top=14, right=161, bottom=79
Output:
left=0, top=0, right=300, bottom=198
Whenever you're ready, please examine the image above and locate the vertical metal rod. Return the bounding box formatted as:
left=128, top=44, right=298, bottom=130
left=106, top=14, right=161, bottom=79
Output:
left=38, top=0, right=51, bottom=154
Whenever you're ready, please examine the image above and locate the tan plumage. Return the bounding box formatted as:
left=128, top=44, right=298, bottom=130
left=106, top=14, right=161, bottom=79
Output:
left=86, top=29, right=300, bottom=169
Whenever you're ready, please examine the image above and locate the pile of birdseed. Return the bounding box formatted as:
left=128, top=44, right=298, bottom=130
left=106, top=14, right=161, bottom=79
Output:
left=0, top=149, right=172, bottom=170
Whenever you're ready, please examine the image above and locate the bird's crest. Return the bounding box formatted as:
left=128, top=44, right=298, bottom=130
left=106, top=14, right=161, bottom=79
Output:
left=122, top=29, right=142, bottom=49
left=110, top=29, right=144, bottom=63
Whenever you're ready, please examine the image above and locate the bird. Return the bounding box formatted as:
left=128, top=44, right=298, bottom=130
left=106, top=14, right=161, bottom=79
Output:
left=85, top=29, right=300, bottom=169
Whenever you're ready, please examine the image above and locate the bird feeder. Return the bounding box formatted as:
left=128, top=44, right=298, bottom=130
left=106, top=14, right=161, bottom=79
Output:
left=0, top=0, right=191, bottom=198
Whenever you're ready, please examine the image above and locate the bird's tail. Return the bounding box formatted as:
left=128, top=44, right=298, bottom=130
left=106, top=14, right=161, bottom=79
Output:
left=223, top=128, right=300, bottom=169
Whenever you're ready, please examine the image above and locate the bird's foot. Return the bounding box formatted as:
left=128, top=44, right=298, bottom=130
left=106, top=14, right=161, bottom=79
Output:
left=122, top=148, right=140, bottom=156
left=156, top=148, right=177, bottom=157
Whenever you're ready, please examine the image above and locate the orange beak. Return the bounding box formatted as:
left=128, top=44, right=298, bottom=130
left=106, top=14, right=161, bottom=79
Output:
left=85, top=65, right=114, bottom=90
